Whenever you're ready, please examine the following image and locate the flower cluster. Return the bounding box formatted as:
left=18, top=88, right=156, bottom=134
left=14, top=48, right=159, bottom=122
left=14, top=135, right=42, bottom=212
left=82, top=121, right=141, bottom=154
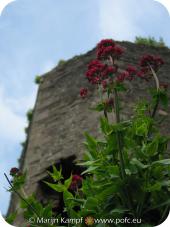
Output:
left=10, top=167, right=19, bottom=177
left=97, top=39, right=124, bottom=60
left=116, top=65, right=137, bottom=83
left=69, top=174, right=83, bottom=191
left=126, top=65, right=137, bottom=75
left=86, top=60, right=116, bottom=85
left=80, top=39, right=165, bottom=98
left=137, top=54, right=164, bottom=81
left=116, top=71, right=130, bottom=82
left=140, top=54, right=164, bottom=71
left=80, top=87, right=88, bottom=98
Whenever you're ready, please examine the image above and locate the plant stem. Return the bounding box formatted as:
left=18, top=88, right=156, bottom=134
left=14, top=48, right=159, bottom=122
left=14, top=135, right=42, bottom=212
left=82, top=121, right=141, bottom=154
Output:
left=109, top=56, right=135, bottom=216
left=147, top=66, right=160, bottom=138
left=113, top=89, right=120, bottom=122
left=151, top=95, right=160, bottom=119
left=113, top=88, right=126, bottom=179
left=113, top=88, right=137, bottom=216
left=4, top=173, right=39, bottom=217
left=150, top=65, right=160, bottom=119
left=149, top=65, right=160, bottom=91
left=104, top=109, right=108, bottom=119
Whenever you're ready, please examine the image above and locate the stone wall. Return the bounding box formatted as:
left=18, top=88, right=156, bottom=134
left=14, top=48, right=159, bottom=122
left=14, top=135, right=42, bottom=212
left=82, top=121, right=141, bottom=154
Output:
left=7, top=41, right=170, bottom=226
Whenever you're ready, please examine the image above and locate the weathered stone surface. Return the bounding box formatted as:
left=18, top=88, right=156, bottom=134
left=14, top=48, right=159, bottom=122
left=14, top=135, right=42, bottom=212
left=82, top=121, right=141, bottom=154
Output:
left=7, top=41, right=170, bottom=226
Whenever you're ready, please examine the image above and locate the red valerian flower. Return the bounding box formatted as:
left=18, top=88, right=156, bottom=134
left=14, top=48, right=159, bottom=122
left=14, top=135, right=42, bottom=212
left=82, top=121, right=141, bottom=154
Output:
left=88, top=59, right=104, bottom=70
left=113, top=45, right=124, bottom=56
left=96, top=39, right=124, bottom=60
left=137, top=55, right=164, bottom=81
left=126, top=65, right=137, bottom=75
left=102, top=65, right=117, bottom=78
left=10, top=167, right=19, bottom=176
left=69, top=174, right=83, bottom=191
left=125, top=65, right=137, bottom=81
left=116, top=71, right=130, bottom=82
left=86, top=59, right=116, bottom=85
left=139, top=54, right=164, bottom=71
left=80, top=88, right=88, bottom=98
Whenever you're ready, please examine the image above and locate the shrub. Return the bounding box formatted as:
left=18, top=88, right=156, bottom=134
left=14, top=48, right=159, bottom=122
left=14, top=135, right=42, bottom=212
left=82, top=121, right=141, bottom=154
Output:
left=58, top=59, right=66, bottom=67
left=34, top=75, right=41, bottom=84
left=135, top=36, right=166, bottom=48
left=26, top=109, right=33, bottom=122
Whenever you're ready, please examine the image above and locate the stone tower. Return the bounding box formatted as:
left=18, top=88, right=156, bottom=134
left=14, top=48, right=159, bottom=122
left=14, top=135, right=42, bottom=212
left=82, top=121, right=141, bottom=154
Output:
left=7, top=41, right=170, bottom=226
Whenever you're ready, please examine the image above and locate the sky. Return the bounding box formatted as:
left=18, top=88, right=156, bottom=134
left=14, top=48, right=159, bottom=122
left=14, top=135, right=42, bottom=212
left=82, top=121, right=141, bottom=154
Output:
left=0, top=0, right=170, bottom=215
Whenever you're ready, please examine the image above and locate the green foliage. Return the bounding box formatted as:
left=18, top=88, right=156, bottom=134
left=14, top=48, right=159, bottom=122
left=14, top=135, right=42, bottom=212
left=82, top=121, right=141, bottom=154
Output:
left=44, top=107, right=169, bottom=225
left=135, top=36, right=166, bottom=48
left=47, top=165, right=63, bottom=182
left=5, top=212, right=17, bottom=225
left=34, top=75, right=41, bottom=84
left=26, top=109, right=33, bottom=122
left=20, top=195, right=55, bottom=227
left=20, top=141, right=26, bottom=148
left=58, top=59, right=66, bottom=67
left=43, top=75, right=169, bottom=226
left=8, top=172, right=26, bottom=192
left=45, top=169, right=72, bottom=192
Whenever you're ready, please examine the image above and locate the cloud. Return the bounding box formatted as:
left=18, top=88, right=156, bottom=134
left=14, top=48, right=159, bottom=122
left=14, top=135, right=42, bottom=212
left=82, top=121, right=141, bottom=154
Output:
left=98, top=0, right=143, bottom=41
left=0, top=85, right=36, bottom=215
left=98, top=0, right=170, bottom=43
left=0, top=143, right=20, bottom=216
left=0, top=85, right=35, bottom=142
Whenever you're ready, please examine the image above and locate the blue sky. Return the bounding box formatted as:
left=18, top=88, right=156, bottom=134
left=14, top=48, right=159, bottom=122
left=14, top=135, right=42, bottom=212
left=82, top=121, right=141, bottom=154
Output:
left=0, top=0, right=170, bottom=215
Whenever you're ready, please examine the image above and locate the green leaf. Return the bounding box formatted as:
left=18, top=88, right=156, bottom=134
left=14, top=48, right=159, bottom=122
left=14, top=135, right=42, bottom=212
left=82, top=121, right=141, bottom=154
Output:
left=159, top=90, right=168, bottom=108
left=130, top=158, right=149, bottom=169
left=110, top=208, right=129, bottom=215
left=82, top=166, right=99, bottom=175
left=136, top=123, right=148, bottom=136
left=9, top=173, right=26, bottom=192
left=106, top=165, right=119, bottom=178
left=42, top=204, right=53, bottom=218
left=97, top=182, right=122, bottom=201
left=77, top=160, right=100, bottom=166
left=64, top=175, right=72, bottom=189
left=152, top=159, right=170, bottom=166
left=100, top=117, right=112, bottom=135
left=84, top=132, right=98, bottom=159
left=44, top=181, right=66, bottom=192
left=115, top=83, right=126, bottom=92
left=6, top=212, right=17, bottom=224
left=145, top=182, right=162, bottom=192
left=146, top=139, right=159, bottom=157
left=160, top=180, right=170, bottom=187
left=90, top=103, right=105, bottom=112
left=63, top=190, right=74, bottom=206
left=47, top=165, right=63, bottom=182
left=84, top=197, right=99, bottom=210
